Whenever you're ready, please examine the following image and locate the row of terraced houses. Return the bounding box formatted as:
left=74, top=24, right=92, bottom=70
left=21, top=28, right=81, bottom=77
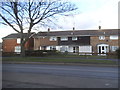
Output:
left=2, top=28, right=119, bottom=55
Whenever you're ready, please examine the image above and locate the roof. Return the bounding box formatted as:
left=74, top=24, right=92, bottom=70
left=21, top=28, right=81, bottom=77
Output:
left=34, top=29, right=119, bottom=37
left=2, top=29, right=119, bottom=39
left=2, top=33, right=35, bottom=39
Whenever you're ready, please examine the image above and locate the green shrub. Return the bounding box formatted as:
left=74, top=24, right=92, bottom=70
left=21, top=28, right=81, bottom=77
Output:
left=2, top=52, right=20, bottom=57
left=116, top=47, right=120, bottom=59
left=25, top=50, right=59, bottom=56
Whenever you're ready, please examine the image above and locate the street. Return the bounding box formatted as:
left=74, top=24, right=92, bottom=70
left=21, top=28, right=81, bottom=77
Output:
left=2, top=63, right=118, bottom=88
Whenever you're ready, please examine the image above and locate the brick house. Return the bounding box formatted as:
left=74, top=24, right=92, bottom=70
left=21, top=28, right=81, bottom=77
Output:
left=34, top=29, right=119, bottom=54
left=2, top=29, right=119, bottom=55
left=2, top=33, right=34, bottom=53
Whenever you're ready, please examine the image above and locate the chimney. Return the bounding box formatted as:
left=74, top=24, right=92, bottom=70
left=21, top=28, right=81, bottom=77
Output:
left=73, top=27, right=75, bottom=31
left=48, top=28, right=50, bottom=32
left=99, top=26, right=101, bottom=29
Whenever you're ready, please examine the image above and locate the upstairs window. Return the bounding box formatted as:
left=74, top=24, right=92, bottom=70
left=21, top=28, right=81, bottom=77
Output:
left=110, top=35, right=118, bottom=40
left=17, top=38, right=20, bottom=44
left=61, top=37, right=68, bottom=41
left=72, top=37, right=77, bottom=40
left=50, top=37, right=57, bottom=41
left=99, top=36, right=105, bottom=40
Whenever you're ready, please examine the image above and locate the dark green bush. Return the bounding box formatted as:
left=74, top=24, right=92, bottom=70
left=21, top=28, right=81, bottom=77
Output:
left=116, top=47, right=120, bottom=59
left=2, top=52, right=20, bottom=57
left=25, top=50, right=59, bottom=57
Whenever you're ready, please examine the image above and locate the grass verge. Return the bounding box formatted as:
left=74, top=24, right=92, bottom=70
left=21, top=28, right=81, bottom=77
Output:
left=2, top=56, right=117, bottom=65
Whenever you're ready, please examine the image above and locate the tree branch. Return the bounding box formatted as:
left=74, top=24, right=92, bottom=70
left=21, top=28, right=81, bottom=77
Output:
left=0, top=13, right=20, bottom=33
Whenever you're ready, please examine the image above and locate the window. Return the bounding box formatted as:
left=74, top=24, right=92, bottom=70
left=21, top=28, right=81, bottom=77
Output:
left=17, top=38, right=20, bottom=44
left=99, top=36, right=105, bottom=40
left=72, top=37, right=77, bottom=40
left=15, top=46, right=21, bottom=53
left=50, top=37, right=57, bottom=41
left=60, top=37, right=68, bottom=41
left=110, top=35, right=118, bottom=40
left=50, top=46, right=56, bottom=50
left=60, top=46, right=68, bottom=52
left=110, top=46, right=119, bottom=51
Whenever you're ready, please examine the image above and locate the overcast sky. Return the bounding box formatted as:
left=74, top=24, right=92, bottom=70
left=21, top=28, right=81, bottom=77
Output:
left=0, top=0, right=119, bottom=42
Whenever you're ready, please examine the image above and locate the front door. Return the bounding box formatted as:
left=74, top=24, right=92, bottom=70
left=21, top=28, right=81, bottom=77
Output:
left=73, top=47, right=76, bottom=53
left=73, top=46, right=79, bottom=53
left=98, top=44, right=109, bottom=55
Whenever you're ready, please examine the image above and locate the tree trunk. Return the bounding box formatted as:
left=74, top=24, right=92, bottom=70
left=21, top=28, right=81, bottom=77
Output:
left=20, top=32, right=25, bottom=57
left=20, top=43, right=25, bottom=57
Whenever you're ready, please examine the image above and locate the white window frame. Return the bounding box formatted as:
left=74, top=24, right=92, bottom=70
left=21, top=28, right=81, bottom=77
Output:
left=15, top=46, right=21, bottom=53
left=99, top=36, right=105, bottom=40
left=110, top=46, right=119, bottom=51
left=49, top=37, right=57, bottom=41
left=72, top=37, right=77, bottom=41
left=17, top=38, right=21, bottom=44
left=110, top=35, right=118, bottom=40
left=60, top=46, right=69, bottom=52
left=60, top=37, right=68, bottom=41
left=50, top=46, right=56, bottom=50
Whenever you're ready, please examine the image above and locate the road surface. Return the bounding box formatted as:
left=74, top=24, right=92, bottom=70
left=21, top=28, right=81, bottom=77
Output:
left=2, top=63, right=118, bottom=88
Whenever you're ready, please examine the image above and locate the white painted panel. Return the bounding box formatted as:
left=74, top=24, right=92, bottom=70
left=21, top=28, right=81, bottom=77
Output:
left=68, top=46, right=73, bottom=52
left=79, top=46, right=92, bottom=53
left=56, top=46, right=61, bottom=51
left=39, top=46, right=42, bottom=50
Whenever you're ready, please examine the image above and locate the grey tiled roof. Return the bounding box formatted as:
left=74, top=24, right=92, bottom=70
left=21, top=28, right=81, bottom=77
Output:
left=2, top=29, right=119, bottom=39
left=35, top=29, right=119, bottom=37
left=2, top=33, right=35, bottom=39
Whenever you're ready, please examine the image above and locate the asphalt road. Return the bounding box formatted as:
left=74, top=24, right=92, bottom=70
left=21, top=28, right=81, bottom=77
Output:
left=2, top=64, right=118, bottom=88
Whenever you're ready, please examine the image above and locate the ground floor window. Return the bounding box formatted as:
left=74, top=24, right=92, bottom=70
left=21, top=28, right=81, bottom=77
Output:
left=50, top=46, right=56, bottom=50
left=14, top=46, right=21, bottom=53
left=60, top=46, right=69, bottom=52
left=45, top=45, right=92, bottom=53
left=40, top=46, right=47, bottom=50
left=110, top=46, right=119, bottom=52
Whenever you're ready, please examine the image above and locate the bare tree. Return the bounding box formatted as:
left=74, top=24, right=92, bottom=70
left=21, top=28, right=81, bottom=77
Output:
left=0, top=0, right=77, bottom=57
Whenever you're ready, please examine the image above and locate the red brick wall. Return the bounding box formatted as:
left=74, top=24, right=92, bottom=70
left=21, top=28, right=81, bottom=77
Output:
left=3, top=38, right=34, bottom=52
left=3, top=39, right=18, bottom=52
